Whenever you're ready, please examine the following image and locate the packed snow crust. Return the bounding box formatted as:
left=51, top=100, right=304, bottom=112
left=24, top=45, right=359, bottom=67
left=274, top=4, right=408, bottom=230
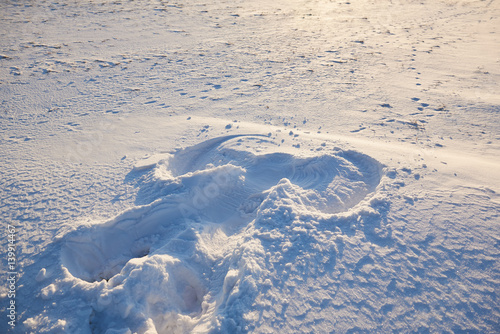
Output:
left=1, top=0, right=499, bottom=333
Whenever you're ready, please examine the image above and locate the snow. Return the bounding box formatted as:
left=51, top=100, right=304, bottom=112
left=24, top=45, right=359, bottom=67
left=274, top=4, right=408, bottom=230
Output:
left=1, top=0, right=499, bottom=333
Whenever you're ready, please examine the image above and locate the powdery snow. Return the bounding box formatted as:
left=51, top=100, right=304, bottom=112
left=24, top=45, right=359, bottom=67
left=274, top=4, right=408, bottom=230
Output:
left=1, top=0, right=499, bottom=333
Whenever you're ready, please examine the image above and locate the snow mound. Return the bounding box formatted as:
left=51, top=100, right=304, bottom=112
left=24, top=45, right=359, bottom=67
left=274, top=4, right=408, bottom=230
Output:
left=60, top=135, right=384, bottom=333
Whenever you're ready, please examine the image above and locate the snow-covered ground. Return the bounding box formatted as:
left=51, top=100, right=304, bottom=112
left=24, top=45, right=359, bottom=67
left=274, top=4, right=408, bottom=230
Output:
left=1, top=0, right=499, bottom=333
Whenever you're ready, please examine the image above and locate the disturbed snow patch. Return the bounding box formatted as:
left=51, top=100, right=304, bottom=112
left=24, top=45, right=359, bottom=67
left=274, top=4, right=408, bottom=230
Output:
left=60, top=135, right=385, bottom=333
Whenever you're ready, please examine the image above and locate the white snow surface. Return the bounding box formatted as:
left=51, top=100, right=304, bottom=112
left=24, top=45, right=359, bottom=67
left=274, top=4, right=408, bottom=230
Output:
left=1, top=0, right=499, bottom=333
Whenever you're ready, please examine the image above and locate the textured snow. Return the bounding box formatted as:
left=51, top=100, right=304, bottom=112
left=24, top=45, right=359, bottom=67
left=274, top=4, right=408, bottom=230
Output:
left=1, top=0, right=499, bottom=333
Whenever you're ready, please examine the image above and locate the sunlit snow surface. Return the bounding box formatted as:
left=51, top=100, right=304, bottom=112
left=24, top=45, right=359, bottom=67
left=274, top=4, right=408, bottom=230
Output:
left=0, top=0, right=499, bottom=333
